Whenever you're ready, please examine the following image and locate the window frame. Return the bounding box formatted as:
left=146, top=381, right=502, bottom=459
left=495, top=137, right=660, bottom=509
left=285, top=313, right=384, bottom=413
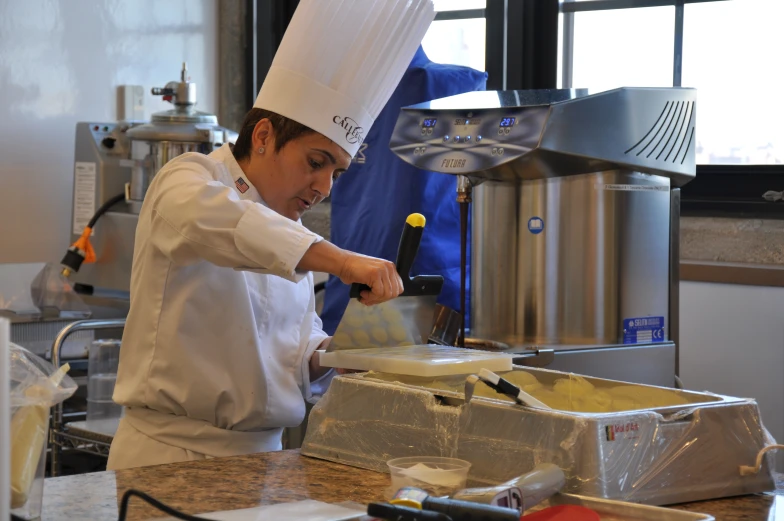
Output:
left=245, top=1, right=782, bottom=217
left=559, top=0, right=784, bottom=218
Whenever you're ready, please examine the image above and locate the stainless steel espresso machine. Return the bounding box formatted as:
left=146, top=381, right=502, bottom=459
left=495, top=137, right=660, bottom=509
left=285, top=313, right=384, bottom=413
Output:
left=390, top=87, right=697, bottom=387
left=67, top=64, right=236, bottom=297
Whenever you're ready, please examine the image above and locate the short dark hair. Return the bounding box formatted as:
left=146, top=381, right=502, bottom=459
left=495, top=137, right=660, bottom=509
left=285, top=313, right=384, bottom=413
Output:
left=232, top=108, right=316, bottom=161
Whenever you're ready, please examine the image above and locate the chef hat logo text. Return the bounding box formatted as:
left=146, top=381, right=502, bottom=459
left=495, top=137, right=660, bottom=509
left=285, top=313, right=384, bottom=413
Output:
left=333, top=115, right=364, bottom=145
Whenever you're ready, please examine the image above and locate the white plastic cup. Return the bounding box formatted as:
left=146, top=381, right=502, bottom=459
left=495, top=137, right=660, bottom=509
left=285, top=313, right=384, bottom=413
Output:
left=387, top=456, right=471, bottom=497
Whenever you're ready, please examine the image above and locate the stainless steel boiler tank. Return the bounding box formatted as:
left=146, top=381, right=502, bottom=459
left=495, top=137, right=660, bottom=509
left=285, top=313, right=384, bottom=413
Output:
left=390, top=88, right=696, bottom=386
left=126, top=63, right=236, bottom=209
left=472, top=171, right=671, bottom=347
left=68, top=64, right=236, bottom=295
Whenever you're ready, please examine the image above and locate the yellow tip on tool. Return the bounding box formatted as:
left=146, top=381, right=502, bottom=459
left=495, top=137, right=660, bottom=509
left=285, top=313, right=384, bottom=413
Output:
left=406, top=213, right=426, bottom=228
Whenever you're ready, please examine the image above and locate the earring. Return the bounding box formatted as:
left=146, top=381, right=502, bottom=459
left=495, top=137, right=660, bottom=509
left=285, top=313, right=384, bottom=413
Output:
left=258, top=147, right=265, bottom=154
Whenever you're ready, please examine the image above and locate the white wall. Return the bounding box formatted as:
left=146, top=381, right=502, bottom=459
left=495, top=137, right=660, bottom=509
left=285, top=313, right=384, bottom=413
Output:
left=680, top=281, right=784, bottom=469
left=0, top=0, right=218, bottom=263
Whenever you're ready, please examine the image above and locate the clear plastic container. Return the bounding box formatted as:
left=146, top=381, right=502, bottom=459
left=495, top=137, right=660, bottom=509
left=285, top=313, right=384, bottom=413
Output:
left=387, top=456, right=471, bottom=497
left=88, top=340, right=121, bottom=380
left=87, top=397, right=123, bottom=420
left=87, top=339, right=122, bottom=421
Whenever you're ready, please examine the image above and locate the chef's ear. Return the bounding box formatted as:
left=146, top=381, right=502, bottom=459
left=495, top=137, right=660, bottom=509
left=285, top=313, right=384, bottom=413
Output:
left=252, top=118, right=276, bottom=152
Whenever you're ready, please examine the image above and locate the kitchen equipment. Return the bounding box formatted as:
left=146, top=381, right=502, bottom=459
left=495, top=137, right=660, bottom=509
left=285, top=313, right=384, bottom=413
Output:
left=531, top=493, right=716, bottom=521
left=86, top=339, right=122, bottom=422
left=452, top=463, right=566, bottom=512
left=301, top=368, right=776, bottom=505
left=318, top=345, right=514, bottom=377
left=388, top=458, right=472, bottom=497
left=66, top=63, right=236, bottom=297
left=368, top=503, right=449, bottom=521
left=391, top=486, right=520, bottom=521
left=427, top=304, right=462, bottom=346
left=389, top=87, right=696, bottom=387
left=329, top=214, right=444, bottom=351
left=522, top=505, right=599, bottom=521
left=0, top=262, right=108, bottom=360
left=467, top=368, right=551, bottom=410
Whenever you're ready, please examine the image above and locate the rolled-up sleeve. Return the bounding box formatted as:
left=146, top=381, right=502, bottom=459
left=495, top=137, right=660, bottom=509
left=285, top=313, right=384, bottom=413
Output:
left=147, top=160, right=321, bottom=282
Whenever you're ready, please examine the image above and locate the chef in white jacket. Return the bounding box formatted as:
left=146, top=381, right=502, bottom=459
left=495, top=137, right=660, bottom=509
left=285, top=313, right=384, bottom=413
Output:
left=107, top=0, right=436, bottom=469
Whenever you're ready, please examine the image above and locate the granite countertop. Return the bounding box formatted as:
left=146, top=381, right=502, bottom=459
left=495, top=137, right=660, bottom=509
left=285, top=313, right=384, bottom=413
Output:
left=41, top=450, right=782, bottom=520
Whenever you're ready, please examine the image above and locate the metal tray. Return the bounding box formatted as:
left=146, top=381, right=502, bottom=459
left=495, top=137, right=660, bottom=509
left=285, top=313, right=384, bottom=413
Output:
left=539, top=494, right=714, bottom=520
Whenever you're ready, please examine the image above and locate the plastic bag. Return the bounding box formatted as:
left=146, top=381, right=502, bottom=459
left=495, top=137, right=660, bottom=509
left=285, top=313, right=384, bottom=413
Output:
left=10, top=342, right=77, bottom=408
left=29, top=262, right=91, bottom=318
left=10, top=342, right=77, bottom=509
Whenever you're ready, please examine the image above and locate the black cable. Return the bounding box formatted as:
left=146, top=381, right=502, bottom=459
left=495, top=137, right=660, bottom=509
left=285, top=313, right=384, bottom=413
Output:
left=60, top=191, right=127, bottom=275
left=314, top=281, right=327, bottom=294
left=117, top=489, right=212, bottom=521
left=87, top=192, right=126, bottom=229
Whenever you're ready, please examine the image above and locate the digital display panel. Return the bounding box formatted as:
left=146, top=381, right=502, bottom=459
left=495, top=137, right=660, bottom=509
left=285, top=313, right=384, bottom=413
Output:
left=422, top=118, right=438, bottom=128
left=500, top=117, right=516, bottom=127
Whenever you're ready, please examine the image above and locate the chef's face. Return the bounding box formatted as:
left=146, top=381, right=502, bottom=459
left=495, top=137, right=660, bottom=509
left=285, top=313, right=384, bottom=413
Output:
left=250, top=119, right=351, bottom=221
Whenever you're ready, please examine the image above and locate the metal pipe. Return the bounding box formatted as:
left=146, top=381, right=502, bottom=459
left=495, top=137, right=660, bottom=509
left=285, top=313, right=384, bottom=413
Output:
left=457, top=175, right=474, bottom=347
left=49, top=318, right=125, bottom=476
left=457, top=175, right=473, bottom=203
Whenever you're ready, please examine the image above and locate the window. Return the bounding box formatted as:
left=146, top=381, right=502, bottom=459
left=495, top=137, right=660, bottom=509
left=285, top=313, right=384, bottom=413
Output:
left=559, top=0, right=783, bottom=166
left=421, top=1, right=487, bottom=72
left=570, top=6, right=674, bottom=91
left=682, top=0, right=784, bottom=165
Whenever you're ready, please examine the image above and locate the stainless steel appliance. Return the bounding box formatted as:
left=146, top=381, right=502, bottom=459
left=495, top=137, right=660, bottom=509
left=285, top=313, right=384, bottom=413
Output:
left=390, top=87, right=697, bottom=386
left=302, top=368, right=774, bottom=506
left=68, top=64, right=236, bottom=296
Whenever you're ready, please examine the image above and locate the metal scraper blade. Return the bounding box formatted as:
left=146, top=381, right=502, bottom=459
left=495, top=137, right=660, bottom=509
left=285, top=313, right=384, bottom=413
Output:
left=328, top=294, right=438, bottom=351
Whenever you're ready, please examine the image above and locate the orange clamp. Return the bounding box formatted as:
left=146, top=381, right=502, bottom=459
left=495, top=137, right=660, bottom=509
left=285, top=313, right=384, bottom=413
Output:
left=72, top=227, right=96, bottom=264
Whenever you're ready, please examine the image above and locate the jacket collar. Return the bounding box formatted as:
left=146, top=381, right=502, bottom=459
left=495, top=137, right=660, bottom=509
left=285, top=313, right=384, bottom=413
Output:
left=213, top=144, right=267, bottom=206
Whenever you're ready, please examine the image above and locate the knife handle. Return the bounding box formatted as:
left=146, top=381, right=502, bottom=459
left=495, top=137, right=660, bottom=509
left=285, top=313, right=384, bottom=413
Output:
left=349, top=282, right=369, bottom=299
left=350, top=276, right=445, bottom=299
left=397, top=214, right=444, bottom=297
left=348, top=213, right=444, bottom=300
left=396, top=213, right=426, bottom=280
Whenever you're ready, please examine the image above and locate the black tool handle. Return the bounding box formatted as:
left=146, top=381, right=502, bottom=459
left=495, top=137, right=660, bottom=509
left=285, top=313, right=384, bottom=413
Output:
left=367, top=502, right=452, bottom=521
left=350, top=214, right=444, bottom=299
left=422, top=497, right=520, bottom=521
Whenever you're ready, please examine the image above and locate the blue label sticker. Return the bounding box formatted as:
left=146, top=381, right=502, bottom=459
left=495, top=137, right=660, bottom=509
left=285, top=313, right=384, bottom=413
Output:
left=623, top=316, right=665, bottom=344
left=528, top=217, right=544, bottom=234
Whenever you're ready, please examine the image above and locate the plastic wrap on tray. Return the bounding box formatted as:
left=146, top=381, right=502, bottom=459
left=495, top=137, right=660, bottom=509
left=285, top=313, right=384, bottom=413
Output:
left=301, top=368, right=777, bottom=506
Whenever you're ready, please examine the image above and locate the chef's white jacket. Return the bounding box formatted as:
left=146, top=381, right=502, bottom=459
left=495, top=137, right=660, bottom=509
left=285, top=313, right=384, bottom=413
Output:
left=111, top=143, right=331, bottom=460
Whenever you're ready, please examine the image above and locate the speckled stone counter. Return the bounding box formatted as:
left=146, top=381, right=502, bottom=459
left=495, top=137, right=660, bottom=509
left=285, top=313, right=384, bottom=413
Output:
left=41, top=450, right=783, bottom=520
left=681, top=217, right=784, bottom=265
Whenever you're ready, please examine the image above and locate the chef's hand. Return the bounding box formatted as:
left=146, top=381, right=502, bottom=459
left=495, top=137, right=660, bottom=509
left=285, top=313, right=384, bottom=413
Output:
left=297, top=241, right=403, bottom=305
left=338, top=252, right=403, bottom=305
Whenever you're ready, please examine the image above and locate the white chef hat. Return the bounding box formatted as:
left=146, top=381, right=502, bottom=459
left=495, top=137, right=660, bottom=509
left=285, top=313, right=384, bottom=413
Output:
left=253, top=0, right=435, bottom=157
